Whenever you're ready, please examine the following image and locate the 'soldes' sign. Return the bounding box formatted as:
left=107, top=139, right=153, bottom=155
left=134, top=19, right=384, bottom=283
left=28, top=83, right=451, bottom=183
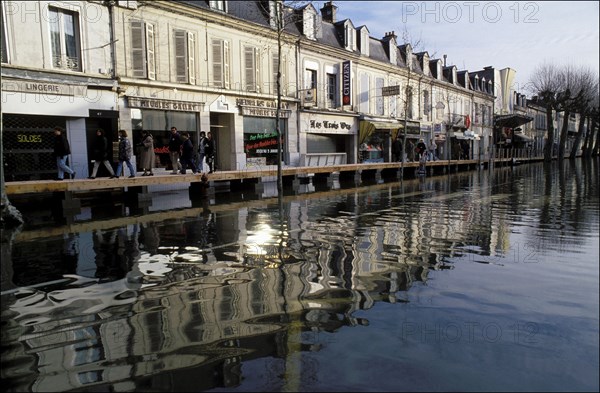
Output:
left=342, top=60, right=352, bottom=106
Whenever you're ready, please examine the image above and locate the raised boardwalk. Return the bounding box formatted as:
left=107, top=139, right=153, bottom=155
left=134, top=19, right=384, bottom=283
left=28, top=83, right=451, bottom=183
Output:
left=5, top=159, right=485, bottom=196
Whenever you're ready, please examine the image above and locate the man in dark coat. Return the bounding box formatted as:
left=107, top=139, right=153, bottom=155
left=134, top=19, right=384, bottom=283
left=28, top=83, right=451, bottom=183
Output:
left=88, top=129, right=115, bottom=178
left=180, top=132, right=197, bottom=174
left=53, top=126, right=76, bottom=180
left=168, top=126, right=183, bottom=174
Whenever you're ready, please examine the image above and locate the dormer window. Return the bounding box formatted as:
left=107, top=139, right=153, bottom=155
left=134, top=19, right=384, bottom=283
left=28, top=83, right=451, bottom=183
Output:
left=488, top=80, right=493, bottom=95
left=303, top=5, right=320, bottom=40
left=344, top=22, right=355, bottom=51
left=474, top=75, right=480, bottom=91
left=358, top=26, right=369, bottom=56
left=210, top=0, right=227, bottom=12
left=481, top=77, right=487, bottom=93
left=452, top=68, right=457, bottom=85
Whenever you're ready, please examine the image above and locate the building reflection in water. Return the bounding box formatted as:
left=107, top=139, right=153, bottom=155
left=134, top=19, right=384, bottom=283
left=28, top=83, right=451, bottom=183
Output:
left=1, top=160, right=598, bottom=392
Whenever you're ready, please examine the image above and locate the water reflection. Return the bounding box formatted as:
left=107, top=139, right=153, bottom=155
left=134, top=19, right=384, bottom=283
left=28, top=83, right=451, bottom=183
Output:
left=1, top=160, right=598, bottom=392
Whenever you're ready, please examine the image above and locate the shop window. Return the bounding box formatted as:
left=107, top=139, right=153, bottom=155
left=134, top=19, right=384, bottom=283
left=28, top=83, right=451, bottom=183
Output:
left=360, top=132, right=385, bottom=163
left=173, top=29, right=195, bottom=84
left=244, top=46, right=260, bottom=92
left=130, top=19, right=155, bottom=79
left=48, top=7, right=81, bottom=71
left=212, top=38, right=230, bottom=88
left=243, top=117, right=286, bottom=166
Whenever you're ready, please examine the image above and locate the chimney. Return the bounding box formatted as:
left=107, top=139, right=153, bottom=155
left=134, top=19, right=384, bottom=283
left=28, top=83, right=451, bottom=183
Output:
left=443, top=54, right=447, bottom=67
left=321, top=1, right=337, bottom=23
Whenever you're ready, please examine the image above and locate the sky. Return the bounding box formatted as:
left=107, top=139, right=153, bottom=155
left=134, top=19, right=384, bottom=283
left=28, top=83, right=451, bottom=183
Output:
left=333, top=1, right=600, bottom=93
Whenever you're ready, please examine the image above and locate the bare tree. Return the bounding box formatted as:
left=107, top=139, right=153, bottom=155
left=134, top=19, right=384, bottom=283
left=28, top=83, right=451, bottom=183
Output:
left=256, top=0, right=315, bottom=198
left=580, top=82, right=599, bottom=158
left=569, top=68, right=599, bottom=158
left=528, top=63, right=568, bottom=162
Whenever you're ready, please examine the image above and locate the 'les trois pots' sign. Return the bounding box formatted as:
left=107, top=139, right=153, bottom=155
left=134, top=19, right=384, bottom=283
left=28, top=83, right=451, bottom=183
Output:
left=342, top=60, right=352, bottom=106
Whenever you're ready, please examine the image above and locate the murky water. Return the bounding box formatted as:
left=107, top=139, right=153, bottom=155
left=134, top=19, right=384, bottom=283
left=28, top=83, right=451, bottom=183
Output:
left=2, top=160, right=599, bottom=392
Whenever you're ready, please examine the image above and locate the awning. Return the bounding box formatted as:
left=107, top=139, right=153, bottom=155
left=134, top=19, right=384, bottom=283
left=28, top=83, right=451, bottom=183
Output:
left=513, top=132, right=533, bottom=142
left=370, top=121, right=402, bottom=130
left=453, top=131, right=480, bottom=140
left=494, top=113, right=533, bottom=128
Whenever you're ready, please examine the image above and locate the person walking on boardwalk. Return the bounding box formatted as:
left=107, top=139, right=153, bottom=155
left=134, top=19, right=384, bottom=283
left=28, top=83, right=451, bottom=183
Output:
left=88, top=129, right=115, bottom=179
left=205, top=131, right=215, bottom=174
left=113, top=130, right=135, bottom=178
left=392, top=136, right=403, bottom=162
left=52, top=126, right=76, bottom=181
left=196, top=131, right=207, bottom=173
left=428, top=138, right=438, bottom=161
left=180, top=132, right=197, bottom=174
left=415, top=138, right=427, bottom=161
left=139, top=130, right=155, bottom=176
left=168, top=126, right=183, bottom=174
left=406, top=139, right=415, bottom=162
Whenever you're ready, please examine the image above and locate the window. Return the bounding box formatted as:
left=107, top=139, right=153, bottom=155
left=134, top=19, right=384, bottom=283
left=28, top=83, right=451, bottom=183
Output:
left=272, top=53, right=286, bottom=95
left=375, top=78, right=384, bottom=116
left=423, top=90, right=430, bottom=121
left=210, top=1, right=227, bottom=12
left=244, top=46, right=259, bottom=92
left=345, top=24, right=355, bottom=51
left=211, top=38, right=230, bottom=88
left=1, top=3, right=8, bottom=63
left=406, top=87, right=414, bottom=119
left=130, top=20, right=155, bottom=79
left=327, top=73, right=337, bottom=108
left=474, top=103, right=480, bottom=124
left=48, top=7, right=81, bottom=71
left=359, top=73, right=369, bottom=113
left=304, top=68, right=317, bottom=106
left=173, top=30, right=195, bottom=84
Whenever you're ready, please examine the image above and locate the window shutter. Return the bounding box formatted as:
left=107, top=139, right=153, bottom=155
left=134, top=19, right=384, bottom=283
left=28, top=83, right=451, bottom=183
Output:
left=174, top=30, right=187, bottom=83
left=187, top=32, right=195, bottom=85
left=223, top=40, right=230, bottom=88
left=272, top=53, right=280, bottom=94
left=212, top=39, right=222, bottom=87
left=281, top=55, right=287, bottom=94
left=145, top=23, right=155, bottom=80
left=254, top=48, right=260, bottom=93
left=130, top=20, right=146, bottom=78
left=244, top=46, right=255, bottom=91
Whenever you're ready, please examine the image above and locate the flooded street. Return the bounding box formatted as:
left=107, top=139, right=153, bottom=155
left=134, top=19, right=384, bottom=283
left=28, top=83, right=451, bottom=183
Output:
left=1, top=160, right=599, bottom=392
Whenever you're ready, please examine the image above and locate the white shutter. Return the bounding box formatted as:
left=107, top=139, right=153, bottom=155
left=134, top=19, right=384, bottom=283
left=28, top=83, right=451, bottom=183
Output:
left=223, top=40, right=230, bottom=88
left=130, top=20, right=146, bottom=78
left=174, top=30, right=187, bottom=83
left=255, top=48, right=260, bottom=93
left=272, top=53, right=279, bottom=94
left=188, top=32, right=195, bottom=85
left=244, top=46, right=255, bottom=91
left=145, top=23, right=155, bottom=80
left=212, top=39, right=222, bottom=87
left=281, top=55, right=287, bottom=95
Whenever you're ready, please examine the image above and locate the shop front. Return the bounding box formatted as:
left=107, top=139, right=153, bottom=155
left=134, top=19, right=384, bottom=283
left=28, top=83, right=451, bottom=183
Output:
left=359, top=119, right=403, bottom=163
left=302, top=112, right=357, bottom=166
left=238, top=98, right=291, bottom=168
left=127, top=97, right=203, bottom=171
left=1, top=78, right=117, bottom=181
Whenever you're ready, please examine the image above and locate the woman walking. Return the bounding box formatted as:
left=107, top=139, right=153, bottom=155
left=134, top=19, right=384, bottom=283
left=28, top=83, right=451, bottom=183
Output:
left=139, top=130, right=155, bottom=176
left=88, top=129, right=115, bottom=179
left=112, top=130, right=135, bottom=178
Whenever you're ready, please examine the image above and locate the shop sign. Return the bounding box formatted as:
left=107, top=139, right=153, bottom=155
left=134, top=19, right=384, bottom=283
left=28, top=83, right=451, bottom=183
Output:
left=382, top=85, right=400, bottom=96
left=2, top=79, right=87, bottom=96
left=240, top=106, right=290, bottom=118
left=128, top=97, right=202, bottom=112
left=420, top=125, right=432, bottom=132
left=342, top=60, right=352, bottom=106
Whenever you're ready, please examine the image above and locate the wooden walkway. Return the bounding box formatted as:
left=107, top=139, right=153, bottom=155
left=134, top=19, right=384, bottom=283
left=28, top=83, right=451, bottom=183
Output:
left=5, top=159, right=487, bottom=196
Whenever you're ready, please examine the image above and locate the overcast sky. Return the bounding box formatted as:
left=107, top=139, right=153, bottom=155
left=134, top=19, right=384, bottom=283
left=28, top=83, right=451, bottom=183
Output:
left=333, top=1, right=599, bottom=93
